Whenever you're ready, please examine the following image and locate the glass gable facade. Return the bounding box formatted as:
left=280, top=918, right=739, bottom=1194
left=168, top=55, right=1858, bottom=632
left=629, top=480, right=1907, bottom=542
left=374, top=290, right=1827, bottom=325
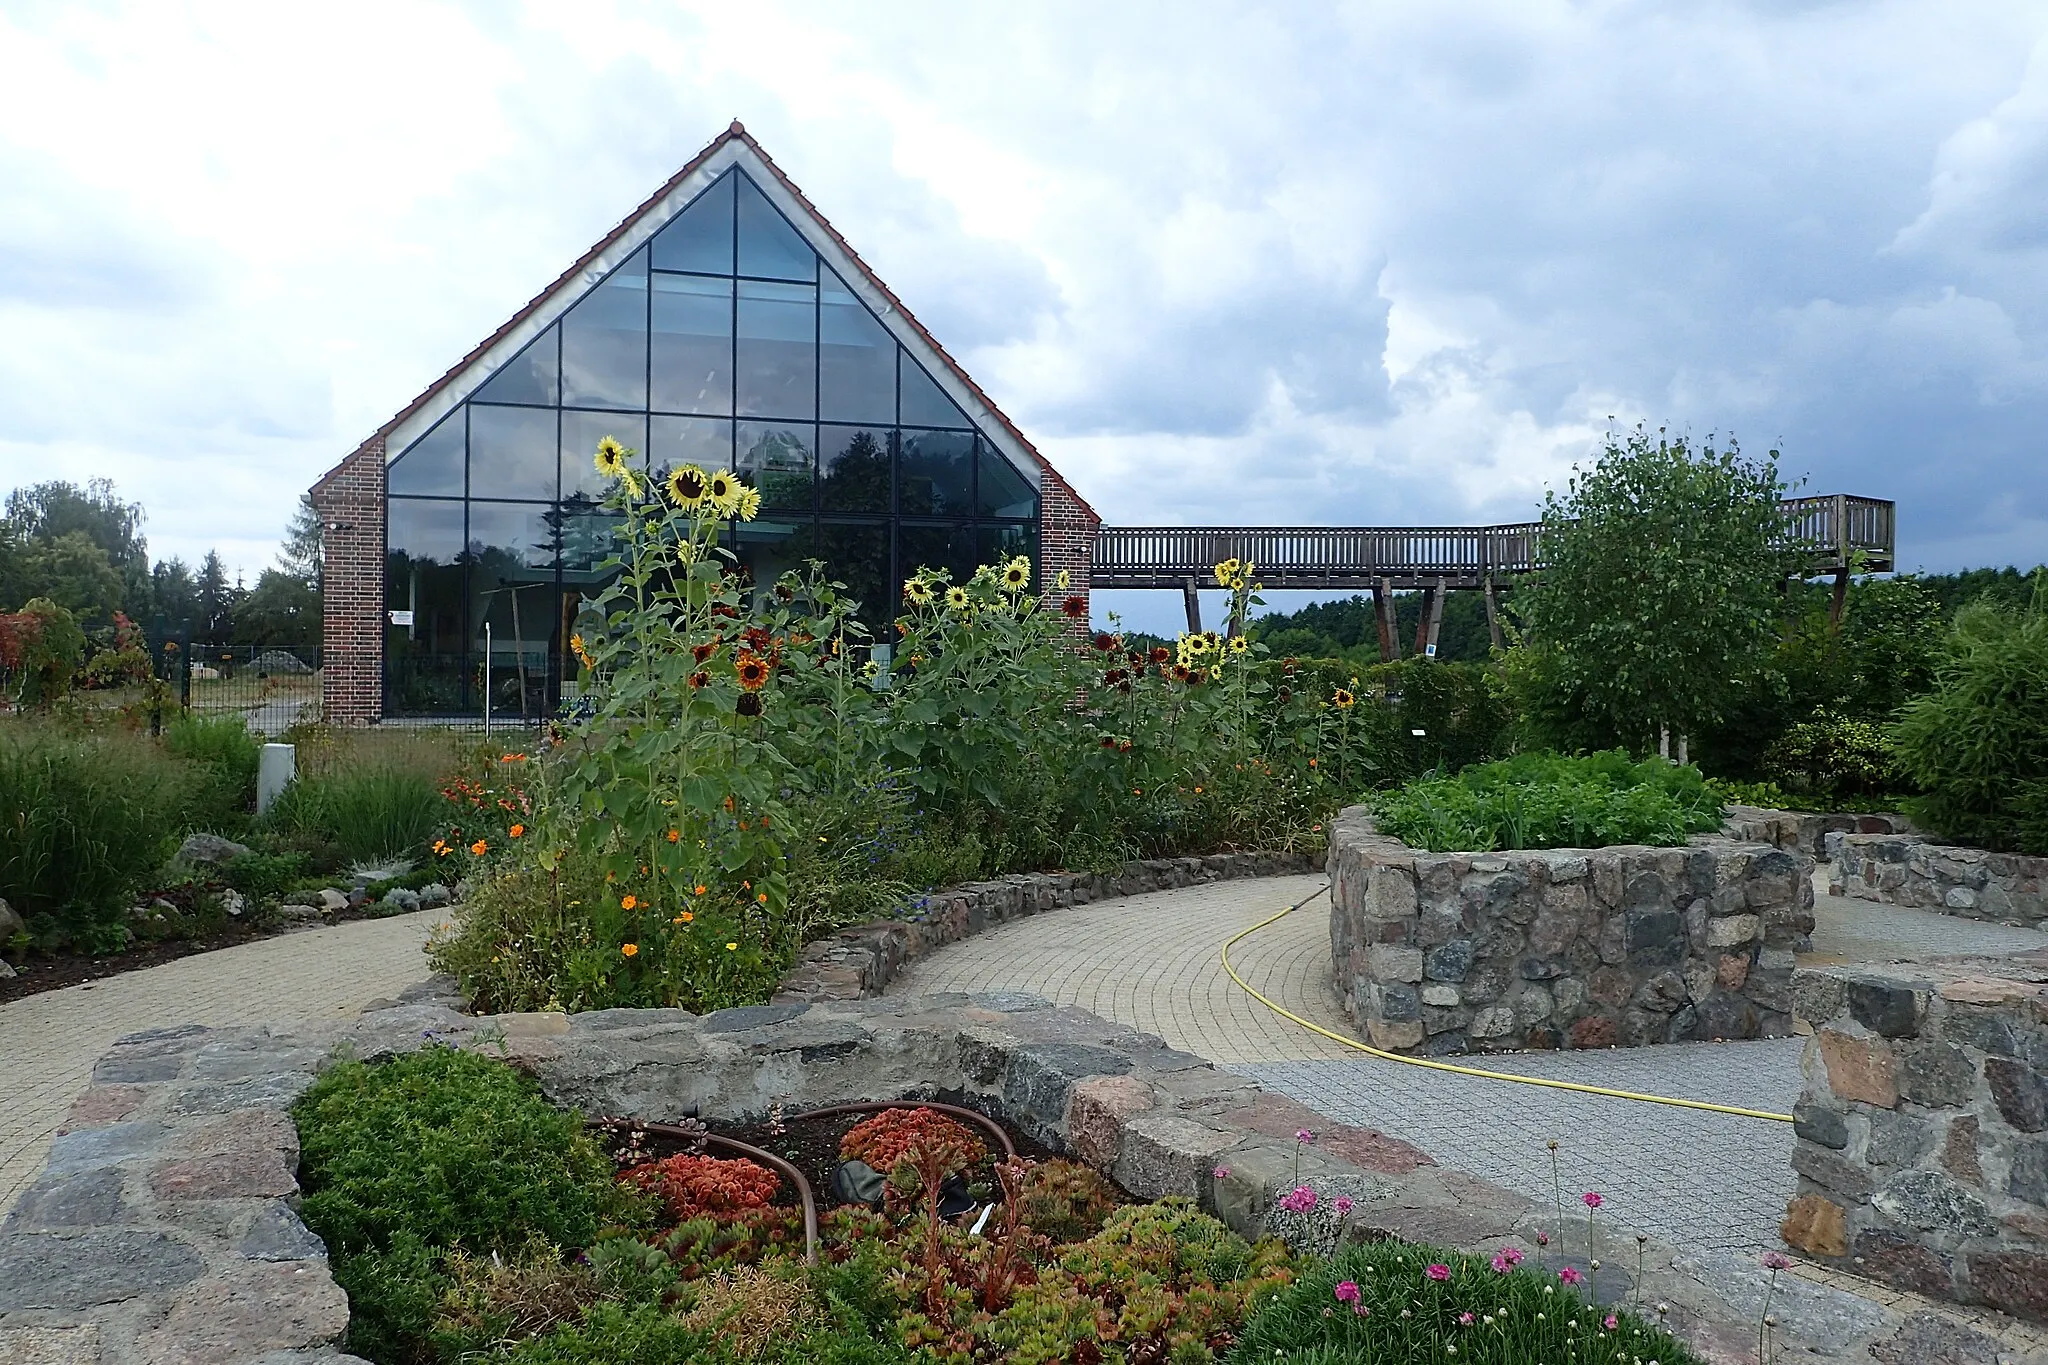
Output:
left=384, top=167, right=1040, bottom=717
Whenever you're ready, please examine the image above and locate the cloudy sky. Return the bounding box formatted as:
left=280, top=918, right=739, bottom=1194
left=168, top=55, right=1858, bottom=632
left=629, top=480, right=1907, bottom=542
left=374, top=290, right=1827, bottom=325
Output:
left=3, top=0, right=2045, bottom=626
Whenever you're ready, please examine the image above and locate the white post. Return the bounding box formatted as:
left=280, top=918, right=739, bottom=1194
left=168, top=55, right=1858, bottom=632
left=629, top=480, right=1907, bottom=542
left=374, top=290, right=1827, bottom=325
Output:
left=483, top=622, right=492, bottom=734
left=1676, top=733, right=1689, bottom=767
left=256, top=743, right=295, bottom=816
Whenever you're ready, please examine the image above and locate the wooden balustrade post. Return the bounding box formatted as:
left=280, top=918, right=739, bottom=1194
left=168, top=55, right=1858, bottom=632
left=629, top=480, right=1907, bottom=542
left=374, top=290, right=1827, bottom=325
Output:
left=1374, top=578, right=1399, bottom=662
left=1483, top=574, right=1503, bottom=650
left=1182, top=578, right=1202, bottom=634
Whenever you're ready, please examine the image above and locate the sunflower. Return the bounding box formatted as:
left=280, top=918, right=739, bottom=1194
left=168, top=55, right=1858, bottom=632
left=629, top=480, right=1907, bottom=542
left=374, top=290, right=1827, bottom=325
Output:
left=1061, top=595, right=1087, bottom=619
left=736, top=692, right=763, bottom=717
left=688, top=670, right=710, bottom=689
left=944, top=585, right=970, bottom=610
left=1171, top=663, right=1191, bottom=682
left=735, top=652, right=770, bottom=690
left=1056, top=568, right=1071, bottom=590
left=1229, top=636, right=1249, bottom=655
left=1000, top=556, right=1030, bottom=590
left=706, top=469, right=741, bottom=515
left=1093, top=632, right=1119, bottom=653
left=1213, top=557, right=1242, bottom=589
left=1332, top=688, right=1356, bottom=708
left=594, top=436, right=630, bottom=481
left=733, top=484, right=762, bottom=521
left=666, top=464, right=709, bottom=509
left=904, top=578, right=934, bottom=607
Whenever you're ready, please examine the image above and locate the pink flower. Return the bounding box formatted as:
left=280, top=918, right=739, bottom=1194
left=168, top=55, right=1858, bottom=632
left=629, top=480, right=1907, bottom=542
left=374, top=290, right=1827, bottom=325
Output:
left=1296, top=1128, right=1316, bottom=1144
left=1491, top=1254, right=1513, bottom=1273
left=1352, top=1303, right=1370, bottom=1317
left=1762, top=1251, right=1790, bottom=1270
left=1535, top=1231, right=1550, bottom=1246
left=1558, top=1266, right=1585, bottom=1286
left=1458, top=1311, right=1475, bottom=1325
left=1213, top=1166, right=1231, bottom=1179
left=1334, top=1280, right=1361, bottom=1304
left=1581, top=1191, right=1604, bottom=1209
left=1279, top=1185, right=1319, bottom=1214
left=1604, top=1314, right=1619, bottom=1330
left=1498, top=1245, right=1524, bottom=1266
left=1425, top=1263, right=1451, bottom=1282
left=1334, top=1196, right=1355, bottom=1215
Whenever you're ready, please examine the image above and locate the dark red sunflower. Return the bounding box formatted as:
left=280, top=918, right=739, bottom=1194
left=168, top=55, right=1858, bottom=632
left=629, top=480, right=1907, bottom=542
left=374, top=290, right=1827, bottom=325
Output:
left=744, top=625, right=774, bottom=652
left=1149, top=646, right=1171, bottom=664
left=735, top=692, right=763, bottom=717
left=691, top=639, right=718, bottom=664
left=688, top=671, right=710, bottom=689
left=1062, top=595, right=1088, bottom=619
left=1092, top=633, right=1118, bottom=652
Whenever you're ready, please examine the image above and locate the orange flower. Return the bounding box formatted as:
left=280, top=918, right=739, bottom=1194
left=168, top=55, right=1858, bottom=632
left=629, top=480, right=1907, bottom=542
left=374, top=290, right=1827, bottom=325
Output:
left=693, top=884, right=707, bottom=896
left=621, top=894, right=638, bottom=910
left=666, top=829, right=680, bottom=843
left=674, top=912, right=694, bottom=924
left=621, top=943, right=639, bottom=957
left=500, top=752, right=527, bottom=763
left=756, top=892, right=768, bottom=904
left=508, top=824, right=525, bottom=838
left=470, top=839, right=488, bottom=856
left=734, top=651, right=770, bottom=691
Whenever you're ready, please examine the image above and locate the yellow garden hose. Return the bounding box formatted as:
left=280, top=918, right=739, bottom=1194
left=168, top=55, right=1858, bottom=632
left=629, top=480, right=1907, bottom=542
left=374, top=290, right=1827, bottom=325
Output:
left=1220, top=883, right=1795, bottom=1124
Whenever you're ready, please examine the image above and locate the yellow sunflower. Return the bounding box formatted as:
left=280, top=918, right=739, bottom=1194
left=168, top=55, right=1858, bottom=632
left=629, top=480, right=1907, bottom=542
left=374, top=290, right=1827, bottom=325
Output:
left=594, top=436, right=630, bottom=481
left=1332, top=688, right=1356, bottom=708
left=903, top=578, right=934, bottom=607
left=1056, top=568, right=1071, bottom=590
left=944, top=585, right=970, bottom=610
left=733, top=484, right=761, bottom=521
left=1229, top=636, right=1249, bottom=655
left=665, top=464, right=708, bottom=509
left=1000, top=556, right=1030, bottom=590
left=706, top=469, right=741, bottom=515
left=1213, top=557, right=1242, bottom=589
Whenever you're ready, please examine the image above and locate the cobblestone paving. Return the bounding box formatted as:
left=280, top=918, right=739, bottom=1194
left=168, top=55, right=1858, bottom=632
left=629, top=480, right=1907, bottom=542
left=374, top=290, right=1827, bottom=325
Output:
left=0, top=910, right=443, bottom=1217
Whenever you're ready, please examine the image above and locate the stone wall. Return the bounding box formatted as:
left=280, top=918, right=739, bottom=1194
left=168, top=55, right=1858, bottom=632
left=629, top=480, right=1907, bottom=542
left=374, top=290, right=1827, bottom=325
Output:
left=1779, top=951, right=2048, bottom=1324
left=1326, top=805, right=1814, bottom=1054
left=775, top=849, right=1319, bottom=1002
left=1721, top=806, right=1917, bottom=858
left=1828, top=834, right=2047, bottom=928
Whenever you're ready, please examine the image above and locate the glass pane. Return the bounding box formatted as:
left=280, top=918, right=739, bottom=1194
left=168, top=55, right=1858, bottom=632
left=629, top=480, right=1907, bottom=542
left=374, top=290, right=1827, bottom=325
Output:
left=561, top=248, right=648, bottom=410
left=651, top=172, right=734, bottom=274
left=651, top=273, right=732, bottom=414
left=467, top=404, right=558, bottom=500
left=737, top=174, right=816, bottom=281
left=815, top=521, right=891, bottom=630
left=553, top=504, right=625, bottom=585
left=979, top=524, right=1037, bottom=575
left=898, top=429, right=974, bottom=516
left=818, top=425, right=892, bottom=514
left=466, top=501, right=556, bottom=721
left=977, top=438, right=1038, bottom=519
left=474, top=324, right=559, bottom=406
left=899, top=350, right=968, bottom=427
left=650, top=415, right=733, bottom=479
left=729, top=517, right=816, bottom=611
left=384, top=498, right=468, bottom=714
left=737, top=421, right=814, bottom=511
left=819, top=275, right=895, bottom=424
left=736, top=279, right=815, bottom=418
left=561, top=410, right=646, bottom=501
left=388, top=408, right=465, bottom=497
left=898, top=521, right=977, bottom=589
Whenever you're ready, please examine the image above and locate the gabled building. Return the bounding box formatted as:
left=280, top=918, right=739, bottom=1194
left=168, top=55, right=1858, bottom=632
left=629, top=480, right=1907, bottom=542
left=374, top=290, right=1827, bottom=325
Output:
left=312, top=122, right=1099, bottom=724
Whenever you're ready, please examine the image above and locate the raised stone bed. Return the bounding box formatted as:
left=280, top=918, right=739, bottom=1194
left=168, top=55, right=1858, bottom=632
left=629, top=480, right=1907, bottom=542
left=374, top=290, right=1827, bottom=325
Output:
left=1326, top=805, right=1813, bottom=1054
left=1780, top=950, right=2048, bottom=1324
left=1828, top=834, right=2047, bottom=928
left=1722, top=805, right=1917, bottom=858
left=775, top=848, right=1318, bottom=1001
left=1, top=986, right=1994, bottom=1365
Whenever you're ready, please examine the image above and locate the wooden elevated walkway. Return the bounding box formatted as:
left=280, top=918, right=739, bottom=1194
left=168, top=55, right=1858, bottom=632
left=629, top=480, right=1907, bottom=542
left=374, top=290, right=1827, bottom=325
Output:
left=1089, top=494, right=1895, bottom=653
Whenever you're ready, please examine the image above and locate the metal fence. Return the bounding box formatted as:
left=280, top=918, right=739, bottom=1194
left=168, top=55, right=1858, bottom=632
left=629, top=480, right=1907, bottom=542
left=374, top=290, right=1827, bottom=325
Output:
left=155, top=640, right=325, bottom=737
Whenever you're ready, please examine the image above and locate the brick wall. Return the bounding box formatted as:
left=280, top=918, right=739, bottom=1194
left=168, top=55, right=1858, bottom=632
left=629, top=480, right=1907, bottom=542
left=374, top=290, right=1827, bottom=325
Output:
left=1039, top=468, right=1098, bottom=634
left=310, top=439, right=385, bottom=726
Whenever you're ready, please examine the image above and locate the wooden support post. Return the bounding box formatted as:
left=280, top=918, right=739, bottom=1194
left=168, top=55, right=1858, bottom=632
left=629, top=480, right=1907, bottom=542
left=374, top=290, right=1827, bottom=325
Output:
left=1483, top=575, right=1503, bottom=651
left=1183, top=578, right=1202, bottom=635
left=1829, top=566, right=1849, bottom=630
left=1374, top=578, right=1399, bottom=661
left=1421, top=583, right=1446, bottom=659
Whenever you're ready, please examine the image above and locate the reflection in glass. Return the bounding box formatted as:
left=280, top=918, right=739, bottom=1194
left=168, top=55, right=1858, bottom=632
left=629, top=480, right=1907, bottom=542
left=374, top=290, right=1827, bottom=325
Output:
left=651, top=274, right=732, bottom=415
left=385, top=498, right=468, bottom=714
left=737, top=175, right=816, bottom=281
left=388, top=408, right=465, bottom=497
left=729, top=517, right=816, bottom=611
left=651, top=172, right=734, bottom=274
left=819, top=275, right=894, bottom=424
left=650, top=416, right=733, bottom=478
left=815, top=521, right=891, bottom=629
left=561, top=249, right=648, bottom=410
left=818, top=426, right=892, bottom=514
left=736, top=279, right=816, bottom=418
left=980, top=523, right=1036, bottom=573
left=467, top=404, right=558, bottom=501
left=899, top=350, right=968, bottom=428
left=466, top=501, right=557, bottom=720
left=736, top=421, right=814, bottom=511
left=898, top=430, right=974, bottom=516
left=474, top=324, right=559, bottom=406
left=551, top=497, right=624, bottom=583
left=898, top=522, right=976, bottom=588
left=561, top=410, right=646, bottom=501
left=977, top=438, right=1037, bottom=519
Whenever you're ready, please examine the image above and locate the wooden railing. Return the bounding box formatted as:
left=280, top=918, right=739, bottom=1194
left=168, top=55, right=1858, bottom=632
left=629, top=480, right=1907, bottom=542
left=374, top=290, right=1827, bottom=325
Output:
left=1090, top=495, right=1893, bottom=589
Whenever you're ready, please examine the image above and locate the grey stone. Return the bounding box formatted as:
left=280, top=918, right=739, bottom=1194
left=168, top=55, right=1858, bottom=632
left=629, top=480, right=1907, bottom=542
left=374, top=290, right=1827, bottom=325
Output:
left=1423, top=938, right=1473, bottom=981
left=1469, top=1005, right=1517, bottom=1039
left=1792, top=1102, right=1848, bottom=1150
left=1460, top=960, right=1510, bottom=1004
left=1624, top=908, right=1683, bottom=966
left=698, top=1004, right=809, bottom=1032
left=1634, top=970, right=1689, bottom=1013
left=2010, top=1136, right=2048, bottom=1205
left=1870, top=1309, right=2009, bottom=1365
left=1004, top=1043, right=1134, bottom=1137
left=1871, top=1170, right=1996, bottom=1236
left=220, top=887, right=247, bottom=918
left=1865, top=1109, right=1936, bottom=1168
left=0, top=1230, right=205, bottom=1309
left=92, top=1051, right=186, bottom=1084
left=1895, top=1040, right=1975, bottom=1108
left=1792, top=1143, right=1874, bottom=1200
left=40, top=1120, right=170, bottom=1174
left=176, top=832, right=252, bottom=865
left=1, top=1168, right=132, bottom=1232
left=1694, top=991, right=1760, bottom=1040
left=1517, top=956, right=1570, bottom=979
left=1418, top=983, right=1461, bottom=1007
left=1984, top=1057, right=2047, bottom=1133
left=1378, top=982, right=1420, bottom=1022
left=0, top=958, right=13, bottom=979
left=236, top=1205, right=330, bottom=1261
left=1705, top=913, right=1761, bottom=948
left=162, top=1072, right=315, bottom=1115
left=0, top=895, right=21, bottom=943
left=1110, top=1112, right=1233, bottom=1201
left=1847, top=976, right=1925, bottom=1038
left=1941, top=1005, right=2016, bottom=1058
left=317, top=887, right=350, bottom=913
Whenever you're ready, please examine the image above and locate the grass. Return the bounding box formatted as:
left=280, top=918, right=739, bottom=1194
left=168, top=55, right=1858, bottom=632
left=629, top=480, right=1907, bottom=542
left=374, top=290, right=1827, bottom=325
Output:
left=1369, top=749, right=1725, bottom=852
left=263, top=765, right=448, bottom=864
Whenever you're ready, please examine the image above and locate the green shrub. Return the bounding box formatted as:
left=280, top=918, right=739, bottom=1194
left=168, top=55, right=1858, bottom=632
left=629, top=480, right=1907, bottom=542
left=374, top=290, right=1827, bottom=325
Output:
left=1228, top=1237, right=1701, bottom=1364
left=265, top=765, right=445, bottom=863
left=1892, top=591, right=2048, bottom=853
left=0, top=721, right=198, bottom=951
left=1761, top=710, right=1901, bottom=802
left=220, top=850, right=310, bottom=900
left=163, top=713, right=261, bottom=818
left=1370, top=750, right=1723, bottom=852
left=293, top=1047, right=629, bottom=1363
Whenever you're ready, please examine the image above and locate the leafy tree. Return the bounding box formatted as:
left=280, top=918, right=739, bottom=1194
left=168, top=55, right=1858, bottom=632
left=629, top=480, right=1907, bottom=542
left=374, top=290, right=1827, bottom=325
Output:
left=232, top=568, right=320, bottom=651
left=151, top=557, right=201, bottom=630
left=278, top=492, right=324, bottom=588
left=195, top=550, right=239, bottom=639
left=4, top=531, right=124, bottom=623
left=1513, top=425, right=1792, bottom=755
left=3, top=479, right=151, bottom=619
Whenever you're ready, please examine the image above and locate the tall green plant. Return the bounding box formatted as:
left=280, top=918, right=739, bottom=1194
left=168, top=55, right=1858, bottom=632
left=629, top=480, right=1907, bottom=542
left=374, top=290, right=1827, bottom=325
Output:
left=1892, top=585, right=2048, bottom=853
left=1514, top=425, right=1792, bottom=755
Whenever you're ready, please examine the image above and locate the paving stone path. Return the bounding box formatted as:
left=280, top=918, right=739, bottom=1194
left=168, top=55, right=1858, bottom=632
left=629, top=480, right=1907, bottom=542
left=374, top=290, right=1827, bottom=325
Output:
left=0, top=910, right=444, bottom=1217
